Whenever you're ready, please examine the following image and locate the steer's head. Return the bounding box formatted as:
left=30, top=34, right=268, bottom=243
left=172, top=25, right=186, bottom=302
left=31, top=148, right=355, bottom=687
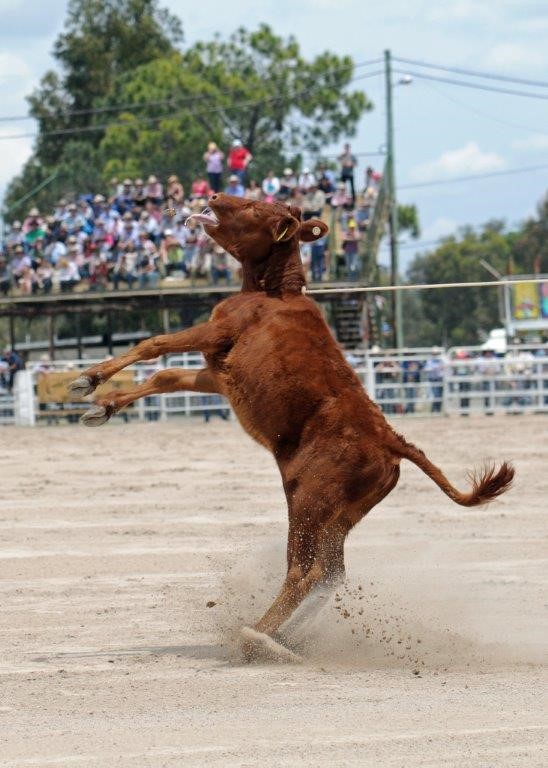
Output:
left=186, top=193, right=328, bottom=294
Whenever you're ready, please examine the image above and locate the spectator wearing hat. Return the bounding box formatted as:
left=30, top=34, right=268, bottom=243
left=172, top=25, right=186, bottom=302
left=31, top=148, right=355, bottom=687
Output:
left=225, top=174, right=245, bottom=198
left=56, top=257, right=81, bottom=292
left=245, top=179, right=262, bottom=201
left=298, top=168, right=317, bottom=192
left=113, top=244, right=138, bottom=290
left=203, top=142, right=225, bottom=193
left=132, top=179, right=147, bottom=212
left=24, top=211, right=47, bottom=248
left=139, top=210, right=161, bottom=245
left=342, top=219, right=361, bottom=280
left=136, top=234, right=160, bottom=289
left=92, top=194, right=106, bottom=218
left=301, top=183, right=326, bottom=221
left=63, top=203, right=86, bottom=236
left=5, top=221, right=24, bottom=250
left=10, top=245, right=31, bottom=286
left=117, top=211, right=139, bottom=249
left=145, top=175, right=163, bottom=205
left=22, top=207, right=43, bottom=235
left=114, top=179, right=134, bottom=214
left=278, top=168, right=297, bottom=201
left=261, top=170, right=280, bottom=202
left=210, top=243, right=232, bottom=286
left=227, top=139, right=252, bottom=185
left=160, top=229, right=187, bottom=276
left=166, top=174, right=185, bottom=205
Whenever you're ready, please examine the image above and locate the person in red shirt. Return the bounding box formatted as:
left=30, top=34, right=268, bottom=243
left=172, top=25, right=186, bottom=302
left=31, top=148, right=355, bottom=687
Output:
left=191, top=175, right=210, bottom=199
left=227, top=139, right=252, bottom=184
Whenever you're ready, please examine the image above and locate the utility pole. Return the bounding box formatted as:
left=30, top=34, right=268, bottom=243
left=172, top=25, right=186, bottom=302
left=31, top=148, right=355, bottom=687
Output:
left=384, top=49, right=404, bottom=349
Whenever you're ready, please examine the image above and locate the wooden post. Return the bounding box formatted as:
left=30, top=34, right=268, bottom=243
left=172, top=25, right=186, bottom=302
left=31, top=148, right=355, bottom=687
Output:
left=47, top=314, right=55, bottom=360
left=76, top=313, right=83, bottom=360
left=107, top=311, right=114, bottom=356
left=9, top=314, right=16, bottom=351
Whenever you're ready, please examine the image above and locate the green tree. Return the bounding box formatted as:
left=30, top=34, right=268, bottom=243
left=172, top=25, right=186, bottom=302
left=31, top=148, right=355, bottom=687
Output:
left=403, top=200, right=547, bottom=347
left=4, top=0, right=182, bottom=211
left=99, top=25, right=371, bottom=187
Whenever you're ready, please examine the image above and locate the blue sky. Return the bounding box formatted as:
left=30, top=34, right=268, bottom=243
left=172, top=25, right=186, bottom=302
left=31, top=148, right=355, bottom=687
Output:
left=0, top=0, right=547, bottom=270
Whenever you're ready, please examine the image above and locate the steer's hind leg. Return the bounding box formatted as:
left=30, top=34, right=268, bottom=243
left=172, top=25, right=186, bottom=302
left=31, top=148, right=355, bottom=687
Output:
left=81, top=367, right=219, bottom=426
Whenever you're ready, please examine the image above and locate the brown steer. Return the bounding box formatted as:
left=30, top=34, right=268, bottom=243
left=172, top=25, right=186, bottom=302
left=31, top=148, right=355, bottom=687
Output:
left=69, top=194, right=514, bottom=660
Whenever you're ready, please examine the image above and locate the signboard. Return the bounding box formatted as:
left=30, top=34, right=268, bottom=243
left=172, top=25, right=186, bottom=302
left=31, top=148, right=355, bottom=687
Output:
left=37, top=371, right=135, bottom=404
left=512, top=281, right=540, bottom=320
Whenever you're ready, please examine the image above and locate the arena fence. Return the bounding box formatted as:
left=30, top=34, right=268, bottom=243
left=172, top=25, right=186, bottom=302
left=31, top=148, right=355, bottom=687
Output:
left=5, top=344, right=547, bottom=426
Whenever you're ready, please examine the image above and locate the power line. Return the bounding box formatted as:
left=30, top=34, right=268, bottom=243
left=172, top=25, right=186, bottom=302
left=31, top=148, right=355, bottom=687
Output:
left=307, top=277, right=546, bottom=296
left=393, top=56, right=548, bottom=89
left=393, top=69, right=548, bottom=100
left=399, top=163, right=548, bottom=190
left=416, top=77, right=548, bottom=138
left=0, top=57, right=384, bottom=124
left=0, top=70, right=384, bottom=143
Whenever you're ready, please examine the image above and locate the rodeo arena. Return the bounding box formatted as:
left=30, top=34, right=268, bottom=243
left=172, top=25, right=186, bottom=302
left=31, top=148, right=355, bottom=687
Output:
left=1, top=14, right=547, bottom=768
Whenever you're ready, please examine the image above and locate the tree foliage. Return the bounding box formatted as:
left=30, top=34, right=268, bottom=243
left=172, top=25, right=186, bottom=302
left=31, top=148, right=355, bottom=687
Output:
left=4, top=14, right=371, bottom=211
left=99, top=25, right=371, bottom=186
left=403, top=196, right=548, bottom=347
left=4, top=0, right=183, bottom=209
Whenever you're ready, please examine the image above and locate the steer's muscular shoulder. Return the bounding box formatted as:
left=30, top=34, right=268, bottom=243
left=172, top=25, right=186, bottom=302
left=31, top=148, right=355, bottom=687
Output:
left=210, top=291, right=326, bottom=338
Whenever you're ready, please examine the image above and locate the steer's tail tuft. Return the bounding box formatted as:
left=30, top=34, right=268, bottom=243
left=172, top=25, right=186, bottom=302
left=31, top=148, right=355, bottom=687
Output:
left=392, top=434, right=515, bottom=507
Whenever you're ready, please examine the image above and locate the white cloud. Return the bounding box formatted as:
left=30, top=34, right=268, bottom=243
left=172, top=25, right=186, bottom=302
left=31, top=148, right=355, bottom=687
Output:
left=421, top=217, right=459, bottom=242
left=485, top=43, right=547, bottom=71
left=0, top=51, right=32, bottom=82
left=511, top=134, right=548, bottom=153
left=410, top=142, right=505, bottom=181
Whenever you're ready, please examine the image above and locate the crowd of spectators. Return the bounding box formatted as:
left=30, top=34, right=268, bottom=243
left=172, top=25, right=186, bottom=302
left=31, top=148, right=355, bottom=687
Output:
left=0, top=141, right=381, bottom=296
left=367, top=346, right=547, bottom=415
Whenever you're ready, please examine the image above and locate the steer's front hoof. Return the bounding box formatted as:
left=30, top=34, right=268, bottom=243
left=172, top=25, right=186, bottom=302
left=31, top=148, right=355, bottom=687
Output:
left=68, top=375, right=95, bottom=397
left=80, top=404, right=112, bottom=427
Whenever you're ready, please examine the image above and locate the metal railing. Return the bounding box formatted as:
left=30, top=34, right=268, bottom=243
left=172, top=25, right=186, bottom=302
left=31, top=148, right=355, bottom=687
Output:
left=5, top=345, right=547, bottom=426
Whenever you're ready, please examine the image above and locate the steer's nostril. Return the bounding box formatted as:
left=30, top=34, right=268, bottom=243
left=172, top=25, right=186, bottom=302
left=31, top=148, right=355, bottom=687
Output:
left=210, top=194, right=218, bottom=201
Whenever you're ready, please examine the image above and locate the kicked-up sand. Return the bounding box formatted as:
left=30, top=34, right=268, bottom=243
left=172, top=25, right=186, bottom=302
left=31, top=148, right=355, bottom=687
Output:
left=0, top=414, right=546, bottom=766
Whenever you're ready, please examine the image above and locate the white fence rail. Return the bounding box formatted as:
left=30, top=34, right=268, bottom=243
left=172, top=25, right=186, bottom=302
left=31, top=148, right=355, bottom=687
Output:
left=3, top=345, right=547, bottom=426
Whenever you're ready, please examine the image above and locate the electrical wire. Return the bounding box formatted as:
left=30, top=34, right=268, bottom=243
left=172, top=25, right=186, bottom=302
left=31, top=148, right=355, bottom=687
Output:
left=393, top=56, right=548, bottom=89
left=0, top=70, right=384, bottom=142
left=399, top=163, right=548, bottom=190
left=393, top=69, right=548, bottom=100
left=0, top=57, right=384, bottom=124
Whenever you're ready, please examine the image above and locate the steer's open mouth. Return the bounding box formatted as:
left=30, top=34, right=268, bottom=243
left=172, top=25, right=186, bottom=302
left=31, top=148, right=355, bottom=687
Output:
left=185, top=207, right=219, bottom=228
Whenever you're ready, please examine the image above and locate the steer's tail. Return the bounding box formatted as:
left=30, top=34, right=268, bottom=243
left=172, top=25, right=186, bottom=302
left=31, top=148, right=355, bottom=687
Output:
left=391, top=433, right=514, bottom=507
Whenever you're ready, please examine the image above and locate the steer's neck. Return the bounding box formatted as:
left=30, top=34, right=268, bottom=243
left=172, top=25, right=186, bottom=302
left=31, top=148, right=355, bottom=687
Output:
left=259, top=240, right=306, bottom=296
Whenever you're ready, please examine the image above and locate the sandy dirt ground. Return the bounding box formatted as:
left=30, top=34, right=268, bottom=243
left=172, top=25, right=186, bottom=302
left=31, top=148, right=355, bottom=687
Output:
left=0, top=414, right=546, bottom=767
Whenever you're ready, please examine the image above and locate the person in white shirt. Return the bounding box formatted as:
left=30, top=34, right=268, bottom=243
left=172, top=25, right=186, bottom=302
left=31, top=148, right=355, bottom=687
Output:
left=261, top=171, right=280, bottom=200
left=298, top=168, right=317, bottom=191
